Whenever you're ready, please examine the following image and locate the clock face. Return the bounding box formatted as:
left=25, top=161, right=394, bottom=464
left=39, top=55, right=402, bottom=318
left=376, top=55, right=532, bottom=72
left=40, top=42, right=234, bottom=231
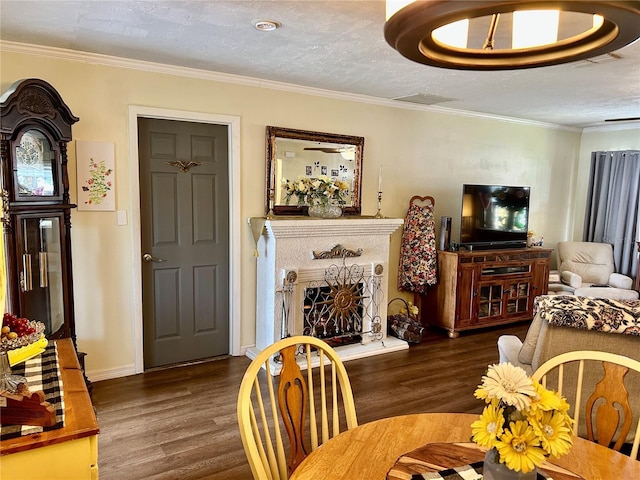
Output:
left=15, top=130, right=57, bottom=197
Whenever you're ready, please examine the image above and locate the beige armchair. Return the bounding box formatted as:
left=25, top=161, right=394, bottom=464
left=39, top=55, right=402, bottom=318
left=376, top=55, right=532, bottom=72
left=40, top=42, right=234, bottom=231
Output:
left=548, top=241, right=638, bottom=300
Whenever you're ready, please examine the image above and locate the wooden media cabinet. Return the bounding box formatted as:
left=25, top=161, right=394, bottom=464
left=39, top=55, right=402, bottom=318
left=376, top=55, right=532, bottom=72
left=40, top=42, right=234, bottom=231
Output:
left=419, top=248, right=553, bottom=338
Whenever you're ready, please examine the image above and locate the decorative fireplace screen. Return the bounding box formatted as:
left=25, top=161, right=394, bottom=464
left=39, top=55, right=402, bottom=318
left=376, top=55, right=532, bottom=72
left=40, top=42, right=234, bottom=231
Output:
left=289, top=261, right=383, bottom=346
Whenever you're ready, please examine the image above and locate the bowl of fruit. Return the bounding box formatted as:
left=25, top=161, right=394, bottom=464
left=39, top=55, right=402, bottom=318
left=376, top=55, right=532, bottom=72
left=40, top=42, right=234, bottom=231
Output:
left=1, top=314, right=47, bottom=392
left=2, top=313, right=47, bottom=367
left=1, top=313, right=45, bottom=353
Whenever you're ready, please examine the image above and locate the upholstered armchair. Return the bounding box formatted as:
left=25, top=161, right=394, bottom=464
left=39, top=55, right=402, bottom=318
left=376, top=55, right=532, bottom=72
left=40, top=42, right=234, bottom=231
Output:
left=547, top=241, right=639, bottom=300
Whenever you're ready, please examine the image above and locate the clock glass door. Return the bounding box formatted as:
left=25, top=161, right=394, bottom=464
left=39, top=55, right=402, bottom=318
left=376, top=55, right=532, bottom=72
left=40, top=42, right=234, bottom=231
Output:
left=17, top=213, right=66, bottom=337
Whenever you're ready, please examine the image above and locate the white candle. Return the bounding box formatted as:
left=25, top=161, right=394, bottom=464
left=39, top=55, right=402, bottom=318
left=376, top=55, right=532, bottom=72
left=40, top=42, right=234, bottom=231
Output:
left=378, top=165, right=382, bottom=192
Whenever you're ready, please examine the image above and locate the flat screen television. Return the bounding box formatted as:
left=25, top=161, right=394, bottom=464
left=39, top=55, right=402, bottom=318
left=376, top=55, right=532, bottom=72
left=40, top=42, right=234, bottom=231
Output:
left=460, top=184, right=530, bottom=250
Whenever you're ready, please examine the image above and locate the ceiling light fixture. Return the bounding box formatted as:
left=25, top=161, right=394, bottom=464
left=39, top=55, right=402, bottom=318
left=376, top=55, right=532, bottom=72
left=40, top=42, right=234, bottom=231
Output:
left=384, top=1, right=640, bottom=70
left=253, top=20, right=281, bottom=32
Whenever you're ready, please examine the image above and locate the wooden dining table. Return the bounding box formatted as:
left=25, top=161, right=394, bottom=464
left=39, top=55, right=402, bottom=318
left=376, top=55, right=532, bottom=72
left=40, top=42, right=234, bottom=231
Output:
left=289, top=413, right=640, bottom=479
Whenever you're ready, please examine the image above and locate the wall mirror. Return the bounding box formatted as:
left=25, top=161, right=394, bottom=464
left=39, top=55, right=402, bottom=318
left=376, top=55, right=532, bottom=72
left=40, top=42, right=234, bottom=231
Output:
left=266, top=126, right=364, bottom=215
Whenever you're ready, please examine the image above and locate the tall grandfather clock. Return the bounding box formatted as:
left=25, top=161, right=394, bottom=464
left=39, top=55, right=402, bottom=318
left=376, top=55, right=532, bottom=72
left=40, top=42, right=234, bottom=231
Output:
left=0, top=78, right=79, bottom=347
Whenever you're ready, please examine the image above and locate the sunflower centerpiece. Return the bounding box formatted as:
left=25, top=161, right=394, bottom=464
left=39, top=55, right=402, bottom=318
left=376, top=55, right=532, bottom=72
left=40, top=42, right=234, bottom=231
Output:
left=471, top=363, right=573, bottom=479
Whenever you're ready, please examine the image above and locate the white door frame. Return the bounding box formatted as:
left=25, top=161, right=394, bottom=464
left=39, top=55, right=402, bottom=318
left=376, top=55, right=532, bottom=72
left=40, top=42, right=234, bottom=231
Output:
left=128, top=106, right=241, bottom=374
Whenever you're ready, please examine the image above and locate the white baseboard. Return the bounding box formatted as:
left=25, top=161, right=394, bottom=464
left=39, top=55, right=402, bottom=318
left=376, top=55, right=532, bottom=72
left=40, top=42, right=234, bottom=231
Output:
left=86, top=364, right=137, bottom=382
left=87, top=348, right=251, bottom=382
left=239, top=344, right=253, bottom=356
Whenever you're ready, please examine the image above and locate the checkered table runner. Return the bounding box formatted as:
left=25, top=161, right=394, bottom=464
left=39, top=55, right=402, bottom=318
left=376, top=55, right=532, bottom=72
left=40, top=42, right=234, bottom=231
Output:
left=412, top=461, right=552, bottom=479
left=0, top=343, right=65, bottom=439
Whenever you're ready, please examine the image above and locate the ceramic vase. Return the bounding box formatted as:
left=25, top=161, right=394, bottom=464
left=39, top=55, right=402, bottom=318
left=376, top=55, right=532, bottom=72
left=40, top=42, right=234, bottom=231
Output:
left=308, top=204, right=342, bottom=218
left=483, top=448, right=538, bottom=480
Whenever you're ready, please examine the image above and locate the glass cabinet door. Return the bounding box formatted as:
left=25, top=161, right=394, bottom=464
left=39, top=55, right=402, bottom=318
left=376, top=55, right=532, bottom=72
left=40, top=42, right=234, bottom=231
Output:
left=17, top=214, right=65, bottom=337
left=14, top=129, right=59, bottom=199
left=478, top=284, right=503, bottom=319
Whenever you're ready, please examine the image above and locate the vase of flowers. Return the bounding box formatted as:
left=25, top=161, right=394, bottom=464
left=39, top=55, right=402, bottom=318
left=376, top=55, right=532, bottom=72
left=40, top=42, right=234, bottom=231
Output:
left=282, top=175, right=349, bottom=217
left=307, top=204, right=343, bottom=218
left=471, top=363, right=573, bottom=479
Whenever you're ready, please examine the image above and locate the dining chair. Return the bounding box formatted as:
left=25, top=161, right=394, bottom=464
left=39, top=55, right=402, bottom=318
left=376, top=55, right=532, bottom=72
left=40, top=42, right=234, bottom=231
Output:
left=532, top=350, right=640, bottom=458
left=237, top=335, right=358, bottom=480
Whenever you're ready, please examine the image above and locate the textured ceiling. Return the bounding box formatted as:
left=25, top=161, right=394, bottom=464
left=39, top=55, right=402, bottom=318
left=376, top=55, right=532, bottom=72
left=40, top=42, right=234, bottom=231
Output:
left=1, top=0, right=639, bottom=128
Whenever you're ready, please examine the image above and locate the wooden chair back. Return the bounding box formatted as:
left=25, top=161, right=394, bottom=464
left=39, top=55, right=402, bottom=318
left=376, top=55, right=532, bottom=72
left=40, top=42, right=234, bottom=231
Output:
left=237, top=336, right=358, bottom=480
left=532, top=350, right=640, bottom=458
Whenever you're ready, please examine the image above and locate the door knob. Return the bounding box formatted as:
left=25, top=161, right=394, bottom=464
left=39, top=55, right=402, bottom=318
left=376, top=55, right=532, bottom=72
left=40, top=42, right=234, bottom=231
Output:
left=143, top=253, right=166, bottom=263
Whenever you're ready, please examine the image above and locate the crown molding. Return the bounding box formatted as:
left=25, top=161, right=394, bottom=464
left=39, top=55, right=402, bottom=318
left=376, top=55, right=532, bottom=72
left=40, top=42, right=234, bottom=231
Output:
left=581, top=121, right=640, bottom=133
left=1, top=40, right=580, bottom=132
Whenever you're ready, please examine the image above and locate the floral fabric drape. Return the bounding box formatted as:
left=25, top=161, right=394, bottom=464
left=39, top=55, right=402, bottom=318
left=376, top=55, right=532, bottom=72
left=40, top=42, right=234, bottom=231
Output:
left=398, top=200, right=437, bottom=294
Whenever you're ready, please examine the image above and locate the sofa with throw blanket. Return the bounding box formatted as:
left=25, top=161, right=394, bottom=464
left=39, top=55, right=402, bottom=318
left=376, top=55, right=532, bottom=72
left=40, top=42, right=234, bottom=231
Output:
left=498, top=295, right=640, bottom=441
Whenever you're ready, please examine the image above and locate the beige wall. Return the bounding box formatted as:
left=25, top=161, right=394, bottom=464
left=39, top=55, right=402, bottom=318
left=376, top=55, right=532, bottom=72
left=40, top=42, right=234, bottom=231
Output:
left=4, top=45, right=630, bottom=380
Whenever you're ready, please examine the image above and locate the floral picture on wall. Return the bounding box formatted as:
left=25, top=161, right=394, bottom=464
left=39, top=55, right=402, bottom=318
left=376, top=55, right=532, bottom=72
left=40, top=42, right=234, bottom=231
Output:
left=76, top=140, right=115, bottom=211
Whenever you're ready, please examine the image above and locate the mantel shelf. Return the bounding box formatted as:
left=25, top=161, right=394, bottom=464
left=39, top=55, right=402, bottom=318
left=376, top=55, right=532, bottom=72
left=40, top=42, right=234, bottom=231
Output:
left=250, top=216, right=404, bottom=239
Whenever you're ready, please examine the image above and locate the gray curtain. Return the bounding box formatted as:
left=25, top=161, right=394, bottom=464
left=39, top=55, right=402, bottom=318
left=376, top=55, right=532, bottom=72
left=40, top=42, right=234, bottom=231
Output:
left=583, top=150, right=640, bottom=278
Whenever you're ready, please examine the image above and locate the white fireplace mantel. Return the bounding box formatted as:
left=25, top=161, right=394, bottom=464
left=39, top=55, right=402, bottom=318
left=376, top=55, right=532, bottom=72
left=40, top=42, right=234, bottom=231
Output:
left=248, top=216, right=408, bottom=365
left=263, top=217, right=405, bottom=238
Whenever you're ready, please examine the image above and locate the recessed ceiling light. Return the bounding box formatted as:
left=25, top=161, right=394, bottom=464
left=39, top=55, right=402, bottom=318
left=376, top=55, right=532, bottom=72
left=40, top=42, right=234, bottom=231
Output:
left=253, top=20, right=281, bottom=32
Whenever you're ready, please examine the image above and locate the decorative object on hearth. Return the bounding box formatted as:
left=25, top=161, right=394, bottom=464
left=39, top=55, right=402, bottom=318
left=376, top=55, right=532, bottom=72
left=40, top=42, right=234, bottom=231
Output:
left=398, top=195, right=438, bottom=296
left=312, top=244, right=362, bottom=260
left=384, top=1, right=640, bottom=71
left=266, top=188, right=275, bottom=219
left=387, top=297, right=424, bottom=343
left=374, top=190, right=384, bottom=219
left=472, top=363, right=573, bottom=478
left=375, top=165, right=384, bottom=218
left=308, top=204, right=343, bottom=218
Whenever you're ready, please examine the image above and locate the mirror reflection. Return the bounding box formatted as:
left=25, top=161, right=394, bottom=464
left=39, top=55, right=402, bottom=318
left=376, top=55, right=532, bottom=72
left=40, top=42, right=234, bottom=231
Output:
left=266, top=126, right=364, bottom=215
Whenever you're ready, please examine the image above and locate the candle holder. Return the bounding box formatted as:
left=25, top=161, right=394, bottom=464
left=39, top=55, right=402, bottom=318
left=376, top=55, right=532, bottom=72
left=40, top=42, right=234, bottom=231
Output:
left=266, top=189, right=275, bottom=219
left=374, top=191, right=384, bottom=218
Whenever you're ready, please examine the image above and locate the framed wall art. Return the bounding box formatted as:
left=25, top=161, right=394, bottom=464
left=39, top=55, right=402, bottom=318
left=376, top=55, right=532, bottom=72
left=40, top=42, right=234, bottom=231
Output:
left=76, top=140, right=115, bottom=211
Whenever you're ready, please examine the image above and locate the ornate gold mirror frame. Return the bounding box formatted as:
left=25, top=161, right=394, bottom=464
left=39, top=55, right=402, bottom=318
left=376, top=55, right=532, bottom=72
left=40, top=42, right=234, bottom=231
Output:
left=266, top=126, right=364, bottom=216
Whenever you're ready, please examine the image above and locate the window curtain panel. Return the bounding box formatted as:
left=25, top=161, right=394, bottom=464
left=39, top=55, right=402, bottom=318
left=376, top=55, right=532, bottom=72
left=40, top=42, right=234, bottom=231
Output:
left=583, top=150, right=640, bottom=278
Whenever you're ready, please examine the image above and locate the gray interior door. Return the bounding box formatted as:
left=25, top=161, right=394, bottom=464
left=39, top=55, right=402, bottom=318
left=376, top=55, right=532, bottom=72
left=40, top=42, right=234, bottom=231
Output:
left=139, top=118, right=229, bottom=368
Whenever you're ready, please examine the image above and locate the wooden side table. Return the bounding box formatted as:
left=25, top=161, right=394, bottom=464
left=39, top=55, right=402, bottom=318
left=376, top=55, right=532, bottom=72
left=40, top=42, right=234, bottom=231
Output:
left=0, top=338, right=99, bottom=480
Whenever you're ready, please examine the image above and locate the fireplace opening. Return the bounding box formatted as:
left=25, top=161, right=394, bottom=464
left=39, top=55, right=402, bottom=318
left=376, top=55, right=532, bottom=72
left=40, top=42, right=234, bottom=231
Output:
left=302, top=281, right=366, bottom=348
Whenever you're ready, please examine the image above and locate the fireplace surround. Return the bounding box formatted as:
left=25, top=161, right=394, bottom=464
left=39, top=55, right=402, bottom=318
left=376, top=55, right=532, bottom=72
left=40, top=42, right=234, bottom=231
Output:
left=248, top=217, right=408, bottom=366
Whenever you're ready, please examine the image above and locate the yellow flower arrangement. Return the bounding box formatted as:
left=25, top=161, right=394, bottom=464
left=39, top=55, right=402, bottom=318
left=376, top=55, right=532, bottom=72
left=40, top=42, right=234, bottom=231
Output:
left=282, top=175, right=349, bottom=207
left=471, top=363, right=574, bottom=474
left=398, top=301, right=419, bottom=319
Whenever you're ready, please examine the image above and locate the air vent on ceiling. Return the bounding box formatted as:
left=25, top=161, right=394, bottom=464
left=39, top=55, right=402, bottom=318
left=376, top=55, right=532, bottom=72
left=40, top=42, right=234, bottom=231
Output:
left=393, top=93, right=457, bottom=105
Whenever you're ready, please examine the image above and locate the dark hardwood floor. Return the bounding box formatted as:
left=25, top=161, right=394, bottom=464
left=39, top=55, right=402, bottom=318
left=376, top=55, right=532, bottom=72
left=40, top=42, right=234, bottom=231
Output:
left=92, top=322, right=529, bottom=480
